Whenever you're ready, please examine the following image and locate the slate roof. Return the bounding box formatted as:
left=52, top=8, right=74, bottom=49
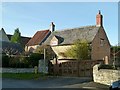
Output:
left=26, top=30, right=51, bottom=46
left=0, top=28, right=10, bottom=42
left=1, top=41, right=24, bottom=55
left=44, top=25, right=100, bottom=45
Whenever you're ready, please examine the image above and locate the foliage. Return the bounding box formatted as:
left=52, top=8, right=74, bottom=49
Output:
left=111, top=46, right=120, bottom=68
left=2, top=52, right=44, bottom=68
left=2, top=54, right=10, bottom=67
left=2, top=44, right=54, bottom=68
left=2, top=54, right=30, bottom=68
left=34, top=45, right=44, bottom=54
left=34, top=45, right=55, bottom=60
left=2, top=73, right=48, bottom=80
left=98, top=64, right=119, bottom=70
left=29, top=53, right=43, bottom=67
left=98, top=64, right=114, bottom=69
left=8, top=55, right=30, bottom=68
left=65, top=39, right=91, bottom=60
left=11, top=28, right=21, bottom=44
left=111, top=46, right=120, bottom=53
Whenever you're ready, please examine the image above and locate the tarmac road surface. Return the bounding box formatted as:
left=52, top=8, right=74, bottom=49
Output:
left=1, top=77, right=109, bottom=90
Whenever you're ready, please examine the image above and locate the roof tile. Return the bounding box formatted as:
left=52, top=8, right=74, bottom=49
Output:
left=26, top=30, right=51, bottom=46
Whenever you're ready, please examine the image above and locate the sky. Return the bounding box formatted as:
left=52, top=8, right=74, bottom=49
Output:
left=1, top=2, right=118, bottom=46
left=119, top=2, right=120, bottom=46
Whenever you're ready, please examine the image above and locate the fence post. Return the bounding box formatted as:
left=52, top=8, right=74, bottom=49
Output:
left=34, top=66, right=38, bottom=74
left=77, top=60, right=79, bottom=77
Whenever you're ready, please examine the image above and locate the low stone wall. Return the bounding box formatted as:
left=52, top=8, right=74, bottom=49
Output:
left=2, top=68, right=35, bottom=73
left=93, top=64, right=120, bottom=85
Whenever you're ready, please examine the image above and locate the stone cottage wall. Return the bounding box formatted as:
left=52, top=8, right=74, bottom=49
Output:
left=91, top=27, right=110, bottom=63
left=93, top=64, right=120, bottom=85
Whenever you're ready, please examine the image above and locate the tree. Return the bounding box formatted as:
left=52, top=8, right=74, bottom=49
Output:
left=65, top=39, right=91, bottom=60
left=34, top=45, right=55, bottom=60
left=11, top=28, right=21, bottom=44
left=29, top=53, right=42, bottom=67
left=111, top=45, right=120, bottom=68
left=111, top=46, right=120, bottom=53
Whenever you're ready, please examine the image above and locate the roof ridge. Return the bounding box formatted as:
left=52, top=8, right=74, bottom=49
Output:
left=37, top=29, right=50, bottom=32
left=26, top=29, right=51, bottom=46
left=55, top=25, right=96, bottom=32
left=44, top=25, right=99, bottom=45
left=7, top=34, right=31, bottom=38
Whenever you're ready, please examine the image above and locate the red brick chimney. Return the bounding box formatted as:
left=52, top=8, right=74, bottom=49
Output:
left=96, top=10, right=103, bottom=27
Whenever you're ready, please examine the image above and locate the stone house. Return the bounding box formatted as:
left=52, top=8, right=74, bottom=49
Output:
left=44, top=11, right=111, bottom=64
left=25, top=22, right=55, bottom=52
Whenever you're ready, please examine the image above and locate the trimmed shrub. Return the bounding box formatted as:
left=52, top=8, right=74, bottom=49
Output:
left=2, top=54, right=10, bottom=67
left=2, top=53, right=44, bottom=68
left=9, top=56, right=30, bottom=68
left=29, top=53, right=43, bottom=68
left=98, top=64, right=115, bottom=69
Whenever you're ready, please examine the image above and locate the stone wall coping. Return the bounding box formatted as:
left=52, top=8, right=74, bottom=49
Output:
left=93, top=64, right=120, bottom=85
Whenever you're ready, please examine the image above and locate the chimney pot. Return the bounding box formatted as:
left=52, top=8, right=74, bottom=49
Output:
left=50, top=22, right=55, bottom=32
left=96, top=10, right=103, bottom=27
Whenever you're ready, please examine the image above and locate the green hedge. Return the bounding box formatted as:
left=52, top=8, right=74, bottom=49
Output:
left=2, top=53, right=44, bottom=68
left=98, top=64, right=116, bottom=69
left=2, top=73, right=48, bottom=80
left=2, top=54, right=9, bottom=67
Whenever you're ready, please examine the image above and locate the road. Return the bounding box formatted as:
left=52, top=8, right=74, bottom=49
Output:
left=2, top=77, right=109, bottom=90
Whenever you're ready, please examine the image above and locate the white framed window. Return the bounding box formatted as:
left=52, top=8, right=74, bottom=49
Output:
left=51, top=41, right=58, bottom=46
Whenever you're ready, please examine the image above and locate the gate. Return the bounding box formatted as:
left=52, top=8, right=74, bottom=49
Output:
left=48, top=60, right=103, bottom=77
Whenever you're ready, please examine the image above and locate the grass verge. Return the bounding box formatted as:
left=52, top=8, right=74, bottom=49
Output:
left=2, top=73, right=48, bottom=80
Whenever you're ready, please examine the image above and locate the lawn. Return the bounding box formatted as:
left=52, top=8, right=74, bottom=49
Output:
left=2, top=73, right=48, bottom=80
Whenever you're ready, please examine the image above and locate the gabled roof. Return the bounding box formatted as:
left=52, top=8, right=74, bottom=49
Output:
left=44, top=25, right=100, bottom=45
left=0, top=28, right=10, bottom=42
left=26, top=30, right=51, bottom=46
left=7, top=34, right=31, bottom=47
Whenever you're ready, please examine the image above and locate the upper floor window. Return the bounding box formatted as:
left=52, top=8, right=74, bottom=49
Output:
left=50, top=36, right=59, bottom=46
left=100, top=38, right=104, bottom=46
left=50, top=41, right=58, bottom=46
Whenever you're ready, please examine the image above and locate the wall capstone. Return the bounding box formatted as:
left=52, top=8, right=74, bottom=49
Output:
left=93, top=64, right=120, bottom=85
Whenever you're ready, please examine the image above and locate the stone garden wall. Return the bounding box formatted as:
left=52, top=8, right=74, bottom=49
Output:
left=1, top=59, right=49, bottom=73
left=93, top=64, right=120, bottom=85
